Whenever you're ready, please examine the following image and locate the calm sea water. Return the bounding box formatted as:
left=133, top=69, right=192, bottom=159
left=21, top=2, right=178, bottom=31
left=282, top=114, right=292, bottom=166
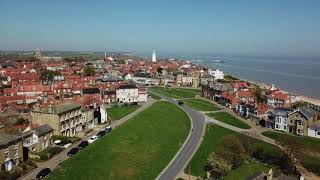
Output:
left=136, top=52, right=320, bottom=99
left=195, top=56, right=320, bottom=99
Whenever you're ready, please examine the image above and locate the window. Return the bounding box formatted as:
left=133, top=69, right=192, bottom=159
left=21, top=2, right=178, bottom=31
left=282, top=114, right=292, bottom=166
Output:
left=32, top=147, right=35, bottom=152
left=290, top=120, right=293, bottom=124
left=276, top=125, right=279, bottom=129
left=284, top=126, right=287, bottom=130
left=298, top=129, right=301, bottom=134
left=317, top=131, right=320, bottom=136
left=298, top=121, right=302, bottom=126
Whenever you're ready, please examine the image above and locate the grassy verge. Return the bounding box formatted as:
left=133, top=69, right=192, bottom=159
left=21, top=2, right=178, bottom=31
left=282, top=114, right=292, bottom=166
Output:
left=107, top=104, right=141, bottom=121
left=182, top=98, right=220, bottom=111
left=221, top=161, right=271, bottom=180
left=186, top=124, right=282, bottom=178
left=178, top=88, right=201, bottom=94
left=206, top=112, right=251, bottom=129
left=262, top=131, right=320, bottom=175
left=47, top=101, right=190, bottom=180
left=148, top=92, right=161, bottom=100
left=150, top=86, right=197, bottom=99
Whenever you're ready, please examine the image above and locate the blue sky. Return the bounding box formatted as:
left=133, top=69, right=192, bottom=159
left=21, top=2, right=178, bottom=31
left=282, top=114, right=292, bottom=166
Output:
left=0, top=0, right=320, bottom=57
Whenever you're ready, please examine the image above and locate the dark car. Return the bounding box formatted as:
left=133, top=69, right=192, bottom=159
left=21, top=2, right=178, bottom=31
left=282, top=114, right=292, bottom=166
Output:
left=77, top=141, right=89, bottom=150
left=36, top=168, right=51, bottom=180
left=178, top=101, right=184, bottom=105
left=67, top=148, right=78, bottom=156
left=104, top=126, right=112, bottom=133
left=96, top=130, right=106, bottom=138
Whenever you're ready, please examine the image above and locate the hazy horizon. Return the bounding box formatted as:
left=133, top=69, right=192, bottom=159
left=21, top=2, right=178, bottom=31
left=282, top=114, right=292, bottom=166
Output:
left=1, top=0, right=320, bottom=58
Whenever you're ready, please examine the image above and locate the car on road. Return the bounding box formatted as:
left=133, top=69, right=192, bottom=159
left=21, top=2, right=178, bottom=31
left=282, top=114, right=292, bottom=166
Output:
left=96, top=130, right=106, bottom=138
left=178, top=101, right=184, bottom=106
left=88, top=135, right=98, bottom=144
left=67, top=148, right=78, bottom=156
left=77, top=141, right=89, bottom=150
left=103, top=126, right=112, bottom=133
left=36, top=168, right=51, bottom=180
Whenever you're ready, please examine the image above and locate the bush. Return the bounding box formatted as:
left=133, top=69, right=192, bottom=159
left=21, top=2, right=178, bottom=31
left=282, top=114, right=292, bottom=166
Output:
left=53, top=135, right=72, bottom=145
left=38, top=147, right=63, bottom=161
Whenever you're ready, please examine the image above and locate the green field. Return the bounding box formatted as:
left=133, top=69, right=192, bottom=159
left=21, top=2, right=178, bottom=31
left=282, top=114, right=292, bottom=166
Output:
left=178, top=88, right=201, bottom=94
left=186, top=125, right=282, bottom=178
left=148, top=92, right=161, bottom=100
left=206, top=112, right=251, bottom=129
left=182, top=98, right=220, bottom=111
left=150, top=87, right=198, bottom=99
left=221, top=161, right=270, bottom=180
left=262, top=131, right=320, bottom=175
left=48, top=101, right=190, bottom=180
left=107, top=105, right=141, bottom=121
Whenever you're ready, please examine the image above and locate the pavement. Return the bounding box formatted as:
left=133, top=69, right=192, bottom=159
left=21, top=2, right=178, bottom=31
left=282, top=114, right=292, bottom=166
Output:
left=150, top=91, right=206, bottom=180
left=19, top=99, right=155, bottom=180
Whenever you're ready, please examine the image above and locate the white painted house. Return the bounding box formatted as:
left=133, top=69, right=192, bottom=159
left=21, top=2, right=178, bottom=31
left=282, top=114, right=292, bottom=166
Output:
left=208, top=69, right=224, bottom=80
left=116, top=84, right=139, bottom=103
left=308, top=124, right=320, bottom=139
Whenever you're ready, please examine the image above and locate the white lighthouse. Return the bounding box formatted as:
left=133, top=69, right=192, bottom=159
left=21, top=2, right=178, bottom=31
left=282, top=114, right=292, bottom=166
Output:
left=152, top=50, right=156, bottom=62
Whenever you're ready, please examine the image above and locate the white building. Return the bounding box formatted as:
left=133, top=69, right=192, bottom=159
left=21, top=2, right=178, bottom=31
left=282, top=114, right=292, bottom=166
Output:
left=208, top=69, right=224, bottom=80
left=116, top=84, right=147, bottom=103
left=152, top=50, right=156, bottom=62
left=308, top=125, right=320, bottom=139
left=116, top=84, right=139, bottom=103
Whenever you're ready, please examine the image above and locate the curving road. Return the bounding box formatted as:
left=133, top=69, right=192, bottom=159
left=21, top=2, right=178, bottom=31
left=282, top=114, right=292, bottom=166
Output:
left=151, top=91, right=206, bottom=180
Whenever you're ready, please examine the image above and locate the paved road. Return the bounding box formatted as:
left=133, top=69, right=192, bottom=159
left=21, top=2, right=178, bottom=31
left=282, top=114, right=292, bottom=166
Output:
left=19, top=99, right=155, bottom=180
left=151, top=91, right=206, bottom=180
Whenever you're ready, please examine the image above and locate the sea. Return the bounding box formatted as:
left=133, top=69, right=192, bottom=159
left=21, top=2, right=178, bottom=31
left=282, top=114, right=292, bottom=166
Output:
left=138, top=53, right=320, bottom=99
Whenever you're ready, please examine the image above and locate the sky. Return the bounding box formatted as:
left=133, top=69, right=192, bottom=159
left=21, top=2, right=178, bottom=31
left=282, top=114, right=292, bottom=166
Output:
left=0, top=0, right=320, bottom=57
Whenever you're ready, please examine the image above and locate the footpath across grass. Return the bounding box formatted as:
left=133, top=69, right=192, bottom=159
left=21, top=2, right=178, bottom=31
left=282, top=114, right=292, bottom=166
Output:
left=182, top=98, right=220, bottom=111
left=206, top=112, right=251, bottom=129
left=150, top=87, right=198, bottom=99
left=186, top=125, right=282, bottom=178
left=107, top=104, right=141, bottom=121
left=262, top=130, right=320, bottom=175
left=47, top=101, right=190, bottom=180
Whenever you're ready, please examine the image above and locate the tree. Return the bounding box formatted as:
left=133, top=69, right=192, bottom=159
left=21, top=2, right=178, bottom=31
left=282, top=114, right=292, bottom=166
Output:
left=276, top=136, right=302, bottom=172
left=253, top=86, right=267, bottom=103
left=83, top=66, right=95, bottom=76
left=206, top=152, right=232, bottom=178
left=157, top=67, right=163, bottom=75
left=216, top=135, right=247, bottom=167
left=40, top=70, right=61, bottom=80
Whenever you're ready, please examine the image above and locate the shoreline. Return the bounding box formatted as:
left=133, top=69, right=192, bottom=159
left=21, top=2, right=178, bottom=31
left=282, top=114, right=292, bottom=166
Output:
left=187, top=59, right=320, bottom=106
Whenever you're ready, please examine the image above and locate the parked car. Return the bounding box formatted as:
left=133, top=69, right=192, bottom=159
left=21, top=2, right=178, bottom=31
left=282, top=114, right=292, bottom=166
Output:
left=36, top=168, right=51, bottom=180
left=178, top=101, right=184, bottom=106
left=96, top=130, right=106, bottom=138
left=103, top=126, right=112, bottom=133
left=67, top=148, right=78, bottom=156
left=77, top=141, right=89, bottom=150
left=88, top=135, right=98, bottom=144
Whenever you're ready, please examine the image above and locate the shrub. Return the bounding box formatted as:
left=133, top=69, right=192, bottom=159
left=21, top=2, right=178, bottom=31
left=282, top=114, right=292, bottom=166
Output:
left=38, top=147, right=63, bottom=161
left=53, top=135, right=72, bottom=145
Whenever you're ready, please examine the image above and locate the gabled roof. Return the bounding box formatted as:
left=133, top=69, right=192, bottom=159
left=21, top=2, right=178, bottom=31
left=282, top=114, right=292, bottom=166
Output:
left=0, top=133, right=22, bottom=148
left=289, top=106, right=317, bottom=119
left=34, top=124, right=53, bottom=136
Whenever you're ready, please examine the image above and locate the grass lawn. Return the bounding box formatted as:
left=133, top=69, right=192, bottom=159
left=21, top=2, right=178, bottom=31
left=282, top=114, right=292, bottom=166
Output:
left=262, top=131, right=320, bottom=175
left=206, top=112, right=251, bottom=129
left=178, top=88, right=201, bottom=94
left=107, top=104, right=141, bottom=121
left=221, top=161, right=271, bottom=180
left=186, top=125, right=282, bottom=178
left=182, top=98, right=220, bottom=111
left=150, top=87, right=198, bottom=99
left=48, top=101, right=190, bottom=180
left=148, top=92, right=161, bottom=100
